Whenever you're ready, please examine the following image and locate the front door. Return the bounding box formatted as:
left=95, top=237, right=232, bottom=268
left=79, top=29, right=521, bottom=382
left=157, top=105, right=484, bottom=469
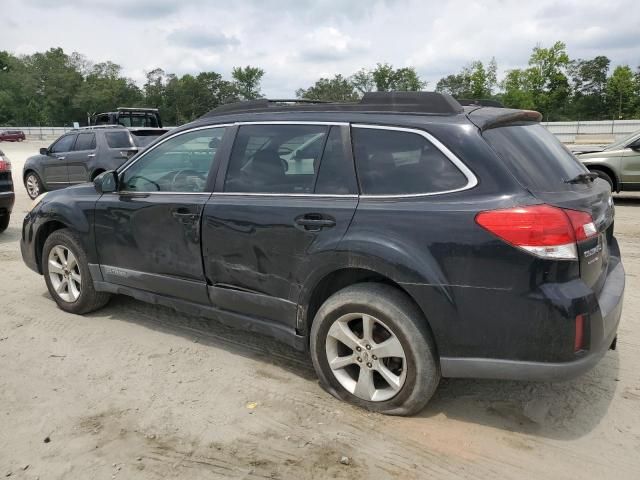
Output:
left=43, top=133, right=77, bottom=189
left=94, top=125, right=229, bottom=304
left=66, top=132, right=96, bottom=183
left=620, top=146, right=640, bottom=187
left=202, top=123, right=359, bottom=328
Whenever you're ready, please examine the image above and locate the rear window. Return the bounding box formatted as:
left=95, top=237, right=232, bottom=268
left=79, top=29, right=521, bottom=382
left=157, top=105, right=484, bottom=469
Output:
left=105, top=131, right=134, bottom=148
left=352, top=127, right=468, bottom=195
left=483, top=124, right=587, bottom=191
left=130, top=130, right=168, bottom=147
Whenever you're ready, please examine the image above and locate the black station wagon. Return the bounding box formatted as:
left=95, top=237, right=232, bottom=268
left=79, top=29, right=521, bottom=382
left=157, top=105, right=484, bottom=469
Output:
left=21, top=93, right=624, bottom=415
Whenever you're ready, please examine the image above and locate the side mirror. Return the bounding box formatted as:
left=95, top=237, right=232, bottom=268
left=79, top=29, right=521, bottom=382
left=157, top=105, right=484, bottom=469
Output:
left=94, top=170, right=118, bottom=194
left=40, top=147, right=49, bottom=156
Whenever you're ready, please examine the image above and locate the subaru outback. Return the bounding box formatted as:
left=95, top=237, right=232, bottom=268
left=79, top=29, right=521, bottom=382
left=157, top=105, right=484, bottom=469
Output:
left=20, top=92, right=624, bottom=415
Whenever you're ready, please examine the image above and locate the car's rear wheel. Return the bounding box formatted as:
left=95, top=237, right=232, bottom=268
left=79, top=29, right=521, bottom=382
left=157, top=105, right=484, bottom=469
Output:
left=42, top=229, right=110, bottom=314
left=25, top=172, right=43, bottom=200
left=310, top=283, right=440, bottom=416
left=0, top=214, right=9, bottom=233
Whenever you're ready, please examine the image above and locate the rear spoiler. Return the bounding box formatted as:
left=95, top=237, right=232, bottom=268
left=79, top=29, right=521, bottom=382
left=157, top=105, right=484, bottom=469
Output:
left=466, top=107, right=542, bottom=131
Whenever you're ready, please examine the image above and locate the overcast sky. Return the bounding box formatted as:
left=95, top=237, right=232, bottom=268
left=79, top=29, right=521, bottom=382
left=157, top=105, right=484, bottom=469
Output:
left=3, top=0, right=640, bottom=96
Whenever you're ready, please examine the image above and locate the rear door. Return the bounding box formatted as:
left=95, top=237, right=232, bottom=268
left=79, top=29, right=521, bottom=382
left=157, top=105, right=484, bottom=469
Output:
left=202, top=123, right=358, bottom=329
left=619, top=144, right=640, bottom=186
left=43, top=133, right=77, bottom=188
left=66, top=132, right=96, bottom=183
left=483, top=124, right=615, bottom=294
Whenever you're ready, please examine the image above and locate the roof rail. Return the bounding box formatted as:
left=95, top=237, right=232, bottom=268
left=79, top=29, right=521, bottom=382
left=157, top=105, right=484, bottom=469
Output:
left=117, top=107, right=160, bottom=112
left=73, top=124, right=125, bottom=131
left=457, top=98, right=505, bottom=108
left=202, top=91, right=464, bottom=118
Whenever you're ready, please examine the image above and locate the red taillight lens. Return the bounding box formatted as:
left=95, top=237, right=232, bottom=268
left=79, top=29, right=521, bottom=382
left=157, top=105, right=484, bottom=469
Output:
left=0, top=159, right=11, bottom=172
left=475, top=204, right=597, bottom=260
left=574, top=315, right=585, bottom=352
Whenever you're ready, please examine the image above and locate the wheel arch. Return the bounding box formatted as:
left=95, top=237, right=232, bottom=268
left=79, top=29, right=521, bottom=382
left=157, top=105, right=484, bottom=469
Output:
left=585, top=164, right=619, bottom=192
left=34, top=220, right=68, bottom=273
left=299, top=266, right=440, bottom=357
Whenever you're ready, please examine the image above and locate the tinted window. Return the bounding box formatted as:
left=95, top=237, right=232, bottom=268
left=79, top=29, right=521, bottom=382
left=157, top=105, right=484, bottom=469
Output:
left=315, top=126, right=357, bottom=194
left=105, top=131, right=133, bottom=148
left=224, top=124, right=328, bottom=193
left=352, top=127, right=468, bottom=195
left=120, top=127, right=225, bottom=192
left=130, top=130, right=167, bottom=147
left=74, top=133, right=96, bottom=151
left=50, top=134, right=77, bottom=153
left=94, top=114, right=110, bottom=125
left=483, top=124, right=587, bottom=191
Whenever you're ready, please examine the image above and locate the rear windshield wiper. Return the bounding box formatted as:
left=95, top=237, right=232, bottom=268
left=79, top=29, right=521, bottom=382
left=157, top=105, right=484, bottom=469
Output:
left=565, top=172, right=598, bottom=184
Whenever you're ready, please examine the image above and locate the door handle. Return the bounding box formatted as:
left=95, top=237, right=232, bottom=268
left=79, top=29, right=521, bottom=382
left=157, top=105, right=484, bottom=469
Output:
left=56, top=156, right=66, bottom=160
left=295, top=214, right=336, bottom=231
left=87, top=153, right=96, bottom=158
left=171, top=209, right=199, bottom=222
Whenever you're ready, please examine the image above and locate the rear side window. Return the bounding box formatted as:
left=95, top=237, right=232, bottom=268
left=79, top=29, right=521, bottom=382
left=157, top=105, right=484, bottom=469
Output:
left=105, top=131, right=134, bottom=148
left=224, top=124, right=328, bottom=194
left=483, top=124, right=587, bottom=191
left=74, top=133, right=96, bottom=151
left=352, top=127, right=468, bottom=195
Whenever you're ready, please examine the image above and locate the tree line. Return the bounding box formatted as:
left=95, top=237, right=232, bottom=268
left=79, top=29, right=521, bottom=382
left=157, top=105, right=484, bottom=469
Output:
left=1, top=41, right=639, bottom=126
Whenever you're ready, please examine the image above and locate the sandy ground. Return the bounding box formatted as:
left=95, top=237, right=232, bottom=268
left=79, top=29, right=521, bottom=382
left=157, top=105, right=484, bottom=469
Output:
left=1, top=140, right=639, bottom=479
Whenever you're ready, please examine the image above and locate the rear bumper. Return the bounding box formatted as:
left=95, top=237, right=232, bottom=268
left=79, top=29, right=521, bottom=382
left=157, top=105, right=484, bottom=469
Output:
left=0, top=191, right=15, bottom=215
left=441, top=251, right=624, bottom=382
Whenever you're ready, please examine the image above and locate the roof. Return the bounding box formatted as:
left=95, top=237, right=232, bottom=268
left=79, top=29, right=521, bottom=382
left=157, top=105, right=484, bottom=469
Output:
left=202, top=92, right=465, bottom=119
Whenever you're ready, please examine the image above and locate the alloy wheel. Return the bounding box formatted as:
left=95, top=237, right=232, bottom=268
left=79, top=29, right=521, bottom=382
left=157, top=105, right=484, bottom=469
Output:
left=325, top=313, right=407, bottom=402
left=26, top=174, right=40, bottom=199
left=48, top=246, right=82, bottom=303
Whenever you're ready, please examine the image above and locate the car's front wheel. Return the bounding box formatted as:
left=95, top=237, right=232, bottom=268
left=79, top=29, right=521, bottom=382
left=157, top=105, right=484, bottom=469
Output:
left=310, top=283, right=440, bottom=416
left=25, top=172, right=43, bottom=200
left=42, top=229, right=110, bottom=314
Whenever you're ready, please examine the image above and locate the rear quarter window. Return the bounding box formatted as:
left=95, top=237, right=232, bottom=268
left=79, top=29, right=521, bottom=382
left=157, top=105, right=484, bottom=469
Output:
left=105, top=131, right=134, bottom=148
left=483, top=124, right=587, bottom=191
left=352, top=127, right=469, bottom=195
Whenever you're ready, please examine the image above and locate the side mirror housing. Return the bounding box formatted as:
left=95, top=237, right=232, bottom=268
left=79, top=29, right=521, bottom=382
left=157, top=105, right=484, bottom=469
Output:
left=39, top=147, right=49, bottom=156
left=94, top=170, right=118, bottom=194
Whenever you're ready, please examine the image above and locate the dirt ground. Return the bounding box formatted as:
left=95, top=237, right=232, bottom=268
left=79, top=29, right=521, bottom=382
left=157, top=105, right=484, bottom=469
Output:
left=1, top=140, right=639, bottom=479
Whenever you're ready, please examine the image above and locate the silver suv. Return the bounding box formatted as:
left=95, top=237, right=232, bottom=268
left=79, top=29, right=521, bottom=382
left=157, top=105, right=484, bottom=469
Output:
left=577, top=130, right=640, bottom=192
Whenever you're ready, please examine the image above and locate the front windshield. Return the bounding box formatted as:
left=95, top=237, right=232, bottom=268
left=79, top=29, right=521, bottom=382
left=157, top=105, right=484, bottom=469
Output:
left=604, top=129, right=640, bottom=151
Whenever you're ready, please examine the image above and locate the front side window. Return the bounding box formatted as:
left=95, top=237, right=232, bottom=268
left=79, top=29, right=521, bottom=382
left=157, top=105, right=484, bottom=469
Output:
left=352, top=127, right=468, bottom=195
left=74, top=133, right=96, bottom=151
left=224, top=124, right=329, bottom=193
left=120, top=127, right=226, bottom=193
left=50, top=134, right=77, bottom=153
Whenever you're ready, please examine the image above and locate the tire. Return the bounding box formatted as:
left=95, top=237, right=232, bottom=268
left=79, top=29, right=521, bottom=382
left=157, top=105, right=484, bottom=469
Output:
left=0, top=214, right=9, bottom=233
left=25, top=171, right=44, bottom=200
left=42, top=228, right=110, bottom=314
left=590, top=169, right=614, bottom=191
left=310, top=283, right=440, bottom=416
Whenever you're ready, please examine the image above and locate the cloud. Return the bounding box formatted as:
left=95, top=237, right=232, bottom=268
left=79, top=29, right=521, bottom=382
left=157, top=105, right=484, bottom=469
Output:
left=4, top=0, right=640, bottom=97
left=167, top=28, right=240, bottom=49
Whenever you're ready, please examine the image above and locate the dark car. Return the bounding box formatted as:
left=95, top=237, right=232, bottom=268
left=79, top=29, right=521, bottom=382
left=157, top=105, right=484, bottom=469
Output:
left=20, top=93, right=624, bottom=415
left=91, top=107, right=162, bottom=128
left=0, top=149, right=15, bottom=232
left=0, top=130, right=26, bottom=142
left=22, top=126, right=168, bottom=199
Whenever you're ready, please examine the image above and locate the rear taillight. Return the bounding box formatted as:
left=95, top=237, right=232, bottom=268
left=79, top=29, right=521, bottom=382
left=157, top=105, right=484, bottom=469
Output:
left=0, top=158, right=11, bottom=172
left=475, top=204, right=597, bottom=260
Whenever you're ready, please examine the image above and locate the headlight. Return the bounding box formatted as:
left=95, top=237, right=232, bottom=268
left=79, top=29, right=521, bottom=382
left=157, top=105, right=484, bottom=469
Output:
left=28, top=192, right=47, bottom=212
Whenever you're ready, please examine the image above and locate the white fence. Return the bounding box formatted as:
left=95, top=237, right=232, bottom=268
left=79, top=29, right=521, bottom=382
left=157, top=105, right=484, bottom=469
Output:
left=4, top=120, right=640, bottom=144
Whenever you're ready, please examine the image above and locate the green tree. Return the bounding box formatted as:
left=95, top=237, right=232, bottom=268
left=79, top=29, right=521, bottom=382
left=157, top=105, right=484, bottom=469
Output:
left=371, top=63, right=426, bottom=91
left=231, top=65, right=264, bottom=100
left=606, top=65, right=636, bottom=119
left=296, top=74, right=359, bottom=101
left=350, top=68, right=375, bottom=95
left=567, top=56, right=610, bottom=119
